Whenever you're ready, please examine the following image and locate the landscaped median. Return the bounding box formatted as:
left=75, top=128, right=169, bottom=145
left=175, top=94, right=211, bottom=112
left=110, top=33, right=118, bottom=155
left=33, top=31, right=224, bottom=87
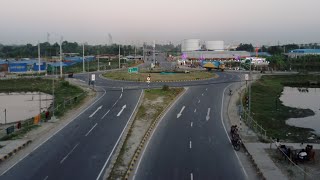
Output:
left=107, top=86, right=184, bottom=180
left=103, top=70, right=217, bottom=82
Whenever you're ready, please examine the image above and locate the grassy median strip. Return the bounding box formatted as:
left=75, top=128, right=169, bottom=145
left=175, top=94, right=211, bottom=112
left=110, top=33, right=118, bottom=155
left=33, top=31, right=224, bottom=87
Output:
left=108, top=87, right=183, bottom=180
left=250, top=75, right=320, bottom=142
left=103, top=70, right=215, bottom=82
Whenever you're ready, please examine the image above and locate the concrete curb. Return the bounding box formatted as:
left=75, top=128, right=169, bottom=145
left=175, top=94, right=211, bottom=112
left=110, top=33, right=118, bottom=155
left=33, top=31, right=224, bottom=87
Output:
left=0, top=140, right=32, bottom=163
left=226, top=75, right=266, bottom=179
left=103, top=91, right=145, bottom=180
left=124, top=87, right=187, bottom=180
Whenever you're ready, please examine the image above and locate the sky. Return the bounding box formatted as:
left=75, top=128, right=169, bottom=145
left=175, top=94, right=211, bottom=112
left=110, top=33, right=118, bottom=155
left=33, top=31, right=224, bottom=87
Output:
left=1, top=0, right=320, bottom=46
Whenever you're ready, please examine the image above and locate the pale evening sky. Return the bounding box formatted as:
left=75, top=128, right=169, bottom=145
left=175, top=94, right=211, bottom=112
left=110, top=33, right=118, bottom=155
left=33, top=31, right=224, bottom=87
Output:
left=0, top=0, right=319, bottom=46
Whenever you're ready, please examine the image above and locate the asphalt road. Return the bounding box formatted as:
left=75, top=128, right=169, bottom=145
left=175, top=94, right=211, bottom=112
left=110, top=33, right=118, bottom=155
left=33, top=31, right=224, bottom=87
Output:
left=133, top=73, right=247, bottom=180
left=0, top=79, right=142, bottom=180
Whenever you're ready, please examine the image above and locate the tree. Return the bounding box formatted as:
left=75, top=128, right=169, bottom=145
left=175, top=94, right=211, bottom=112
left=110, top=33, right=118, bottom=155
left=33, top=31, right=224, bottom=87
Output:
left=236, top=43, right=254, bottom=52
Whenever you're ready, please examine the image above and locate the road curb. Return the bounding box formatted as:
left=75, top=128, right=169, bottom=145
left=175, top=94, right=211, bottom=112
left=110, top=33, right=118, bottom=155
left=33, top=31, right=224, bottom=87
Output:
left=0, top=140, right=32, bottom=163
left=103, top=91, right=145, bottom=179
left=226, top=77, right=266, bottom=180
left=124, top=87, right=187, bottom=180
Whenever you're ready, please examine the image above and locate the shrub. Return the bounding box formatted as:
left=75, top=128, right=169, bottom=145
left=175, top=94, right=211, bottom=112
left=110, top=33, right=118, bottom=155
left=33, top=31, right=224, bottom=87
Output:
left=162, top=85, right=170, bottom=91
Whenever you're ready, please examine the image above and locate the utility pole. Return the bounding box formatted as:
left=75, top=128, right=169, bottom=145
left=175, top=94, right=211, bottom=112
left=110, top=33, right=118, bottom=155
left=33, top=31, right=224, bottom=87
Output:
left=97, top=52, right=100, bottom=71
left=249, top=59, right=252, bottom=119
left=38, top=41, right=41, bottom=74
left=118, top=45, right=120, bottom=69
left=60, top=37, right=63, bottom=78
left=4, top=109, right=6, bottom=124
left=52, top=66, right=55, bottom=119
left=153, top=40, right=155, bottom=64
left=83, top=43, right=85, bottom=73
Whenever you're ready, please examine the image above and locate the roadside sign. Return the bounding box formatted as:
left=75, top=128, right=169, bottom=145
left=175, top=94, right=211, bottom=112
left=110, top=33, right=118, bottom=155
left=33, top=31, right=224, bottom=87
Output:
left=245, top=74, right=249, bottom=81
left=147, top=77, right=150, bottom=81
left=91, top=74, right=96, bottom=81
left=128, top=67, right=138, bottom=73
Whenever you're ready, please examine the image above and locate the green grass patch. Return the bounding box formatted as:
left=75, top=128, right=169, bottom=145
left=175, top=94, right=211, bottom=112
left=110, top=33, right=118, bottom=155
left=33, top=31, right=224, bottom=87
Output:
left=108, top=87, right=183, bottom=179
left=248, top=75, right=320, bottom=142
left=0, top=124, right=39, bottom=141
left=103, top=70, right=215, bottom=82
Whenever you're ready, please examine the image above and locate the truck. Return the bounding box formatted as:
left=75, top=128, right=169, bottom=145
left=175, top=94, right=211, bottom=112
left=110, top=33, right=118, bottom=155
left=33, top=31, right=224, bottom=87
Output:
left=201, top=60, right=225, bottom=71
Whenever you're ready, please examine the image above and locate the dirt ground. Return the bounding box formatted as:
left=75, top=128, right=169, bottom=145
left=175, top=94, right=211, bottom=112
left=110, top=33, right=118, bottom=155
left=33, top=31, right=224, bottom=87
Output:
left=266, top=149, right=320, bottom=180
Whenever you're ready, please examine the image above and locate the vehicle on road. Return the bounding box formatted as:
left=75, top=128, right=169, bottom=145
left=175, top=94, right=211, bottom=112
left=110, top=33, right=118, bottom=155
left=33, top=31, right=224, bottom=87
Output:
left=201, top=60, right=225, bottom=71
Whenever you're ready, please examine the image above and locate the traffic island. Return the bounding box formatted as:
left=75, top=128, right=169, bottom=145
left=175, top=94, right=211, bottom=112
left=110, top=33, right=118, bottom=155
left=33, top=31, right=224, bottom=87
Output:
left=106, top=87, right=185, bottom=180
left=102, top=70, right=217, bottom=82
left=0, top=140, right=32, bottom=163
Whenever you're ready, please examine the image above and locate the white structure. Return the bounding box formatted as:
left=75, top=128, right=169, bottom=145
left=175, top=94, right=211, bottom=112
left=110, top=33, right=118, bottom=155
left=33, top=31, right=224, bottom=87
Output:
left=181, top=39, right=201, bottom=52
left=205, top=41, right=224, bottom=51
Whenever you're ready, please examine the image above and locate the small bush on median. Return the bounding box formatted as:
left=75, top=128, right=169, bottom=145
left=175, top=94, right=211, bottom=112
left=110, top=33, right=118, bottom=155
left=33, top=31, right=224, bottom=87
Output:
left=162, top=85, right=170, bottom=91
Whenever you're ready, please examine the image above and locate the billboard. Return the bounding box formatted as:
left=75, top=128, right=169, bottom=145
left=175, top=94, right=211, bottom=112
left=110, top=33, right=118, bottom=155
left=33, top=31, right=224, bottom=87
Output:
left=8, top=63, right=28, bottom=73
left=33, top=62, right=46, bottom=71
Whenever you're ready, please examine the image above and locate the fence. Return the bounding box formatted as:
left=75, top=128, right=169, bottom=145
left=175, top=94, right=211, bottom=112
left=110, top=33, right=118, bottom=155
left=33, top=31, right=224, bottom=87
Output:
left=242, top=109, right=267, bottom=140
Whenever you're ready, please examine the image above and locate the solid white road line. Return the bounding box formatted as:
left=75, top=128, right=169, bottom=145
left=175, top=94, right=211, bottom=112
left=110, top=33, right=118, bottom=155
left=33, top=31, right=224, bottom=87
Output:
left=85, top=123, right=98, bottom=137
left=220, top=84, right=248, bottom=178
left=0, top=86, right=107, bottom=176
left=190, top=173, right=193, bottom=180
left=191, top=122, right=193, bottom=127
left=177, top=106, right=185, bottom=118
left=206, top=108, right=211, bottom=121
left=120, top=93, right=122, bottom=99
left=89, top=105, right=103, bottom=118
left=96, top=90, right=143, bottom=180
left=133, top=88, right=189, bottom=180
left=60, top=143, right=80, bottom=164
left=117, top=105, right=127, bottom=117
left=194, top=109, right=196, bottom=113
left=43, top=176, right=49, bottom=180
left=101, top=110, right=110, bottom=119
left=112, top=99, right=119, bottom=107
left=189, top=141, right=192, bottom=149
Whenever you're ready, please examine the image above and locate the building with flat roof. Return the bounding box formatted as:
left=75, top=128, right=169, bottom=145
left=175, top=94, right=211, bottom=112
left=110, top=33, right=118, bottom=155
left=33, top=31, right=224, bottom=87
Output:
left=286, top=49, right=320, bottom=58
left=182, top=51, right=251, bottom=60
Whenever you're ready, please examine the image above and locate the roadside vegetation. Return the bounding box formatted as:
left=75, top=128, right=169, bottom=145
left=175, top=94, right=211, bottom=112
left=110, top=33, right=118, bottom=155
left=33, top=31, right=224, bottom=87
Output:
left=0, top=78, right=86, bottom=140
left=248, top=75, right=320, bottom=142
left=109, top=87, right=183, bottom=179
left=103, top=70, right=215, bottom=82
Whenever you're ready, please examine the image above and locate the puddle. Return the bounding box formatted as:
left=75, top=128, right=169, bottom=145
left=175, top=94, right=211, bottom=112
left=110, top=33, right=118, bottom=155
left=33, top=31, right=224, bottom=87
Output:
left=280, top=87, right=320, bottom=135
left=0, top=92, right=53, bottom=124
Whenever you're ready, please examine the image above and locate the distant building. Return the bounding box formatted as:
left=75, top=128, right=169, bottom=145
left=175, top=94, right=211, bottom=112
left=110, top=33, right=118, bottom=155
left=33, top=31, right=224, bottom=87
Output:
left=286, top=49, right=320, bottom=58
left=182, top=51, right=251, bottom=61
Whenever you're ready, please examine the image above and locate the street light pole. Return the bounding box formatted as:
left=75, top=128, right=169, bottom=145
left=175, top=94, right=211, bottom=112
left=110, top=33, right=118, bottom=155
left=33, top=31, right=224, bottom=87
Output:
left=118, top=45, right=120, bottom=69
left=59, top=37, right=63, bottom=78
left=4, top=109, right=6, bottom=124
left=38, top=41, right=41, bottom=74
left=83, top=43, right=85, bottom=73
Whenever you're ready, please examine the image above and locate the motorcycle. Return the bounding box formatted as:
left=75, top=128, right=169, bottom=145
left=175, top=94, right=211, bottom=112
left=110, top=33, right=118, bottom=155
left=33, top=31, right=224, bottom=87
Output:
left=231, top=136, right=242, bottom=151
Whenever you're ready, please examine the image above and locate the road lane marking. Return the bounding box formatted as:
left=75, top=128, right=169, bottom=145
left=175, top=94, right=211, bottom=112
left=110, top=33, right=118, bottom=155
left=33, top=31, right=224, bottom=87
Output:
left=43, top=176, right=49, bottom=180
left=60, top=143, right=80, bottom=164
left=112, top=99, right=119, bottom=107
left=133, top=88, right=189, bottom=180
left=206, top=88, right=208, bottom=91
left=206, top=108, right=211, bottom=121
left=96, top=90, right=143, bottom=180
left=191, top=122, right=193, bottom=127
left=120, top=93, right=122, bottom=99
left=121, top=87, right=123, bottom=92
left=198, top=99, right=200, bottom=103
left=85, top=123, right=98, bottom=137
left=190, top=173, right=193, bottom=180
left=117, top=105, right=127, bottom=117
left=89, top=105, right=103, bottom=118
left=194, top=109, right=196, bottom=113
left=201, top=93, right=204, bottom=96
left=101, top=110, right=110, bottom=119
left=221, top=84, right=248, bottom=178
left=0, top=87, right=107, bottom=176
left=189, top=141, right=192, bottom=149
left=177, top=106, right=185, bottom=118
